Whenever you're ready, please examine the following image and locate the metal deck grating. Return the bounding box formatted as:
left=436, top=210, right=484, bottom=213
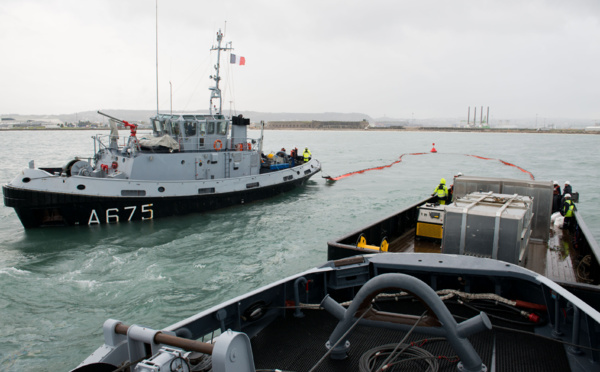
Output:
left=251, top=308, right=571, bottom=372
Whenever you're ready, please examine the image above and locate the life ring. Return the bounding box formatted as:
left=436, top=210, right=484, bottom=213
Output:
left=236, top=143, right=244, bottom=151
left=214, top=139, right=223, bottom=151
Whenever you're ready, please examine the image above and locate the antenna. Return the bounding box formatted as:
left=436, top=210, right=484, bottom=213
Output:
left=155, top=0, right=159, bottom=115
left=209, top=29, right=233, bottom=116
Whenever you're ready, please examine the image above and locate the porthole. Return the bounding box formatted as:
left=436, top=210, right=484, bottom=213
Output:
left=77, top=184, right=86, bottom=190
left=22, top=177, right=31, bottom=183
left=181, top=160, right=185, bottom=165
left=158, top=186, right=165, bottom=192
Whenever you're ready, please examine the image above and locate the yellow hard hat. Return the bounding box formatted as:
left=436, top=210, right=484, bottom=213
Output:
left=440, top=178, right=446, bottom=184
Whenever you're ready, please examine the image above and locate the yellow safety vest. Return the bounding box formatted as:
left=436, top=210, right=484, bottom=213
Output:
left=303, top=149, right=311, bottom=162
left=564, top=200, right=574, bottom=218
left=434, top=184, right=448, bottom=204
left=434, top=185, right=447, bottom=197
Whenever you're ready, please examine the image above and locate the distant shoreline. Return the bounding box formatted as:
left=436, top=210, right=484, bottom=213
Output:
left=1, top=127, right=598, bottom=134
left=369, top=127, right=599, bottom=134
left=260, top=127, right=599, bottom=134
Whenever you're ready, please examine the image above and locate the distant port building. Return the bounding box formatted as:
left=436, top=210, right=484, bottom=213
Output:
left=266, top=120, right=369, bottom=130
left=0, top=118, right=63, bottom=129
left=371, top=120, right=409, bottom=129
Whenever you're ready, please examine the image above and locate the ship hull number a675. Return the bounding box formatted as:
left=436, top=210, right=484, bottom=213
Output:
left=88, top=204, right=154, bottom=225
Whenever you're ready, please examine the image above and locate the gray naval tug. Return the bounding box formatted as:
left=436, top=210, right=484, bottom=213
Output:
left=2, top=30, right=321, bottom=228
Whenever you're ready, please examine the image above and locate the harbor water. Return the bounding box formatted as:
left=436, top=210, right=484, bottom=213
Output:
left=0, top=129, right=598, bottom=371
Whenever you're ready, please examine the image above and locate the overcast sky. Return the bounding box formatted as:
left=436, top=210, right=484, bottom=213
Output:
left=1, top=0, right=599, bottom=120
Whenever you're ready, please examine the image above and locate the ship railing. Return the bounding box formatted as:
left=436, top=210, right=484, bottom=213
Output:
left=94, top=132, right=263, bottom=153
left=92, top=134, right=110, bottom=153
left=537, top=272, right=600, bottom=364
left=93, top=133, right=146, bottom=154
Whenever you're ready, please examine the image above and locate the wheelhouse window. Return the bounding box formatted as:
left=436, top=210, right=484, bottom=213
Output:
left=169, top=120, right=181, bottom=136
left=198, top=122, right=206, bottom=136
left=217, top=121, right=228, bottom=135
left=207, top=121, right=215, bottom=134
left=153, top=119, right=165, bottom=135
left=165, top=120, right=173, bottom=135
left=184, top=121, right=196, bottom=137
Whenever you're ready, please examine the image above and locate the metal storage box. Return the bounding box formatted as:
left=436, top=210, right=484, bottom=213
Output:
left=442, top=192, right=533, bottom=264
left=452, top=176, right=552, bottom=242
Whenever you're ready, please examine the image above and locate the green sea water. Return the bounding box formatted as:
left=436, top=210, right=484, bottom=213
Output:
left=0, top=129, right=598, bottom=371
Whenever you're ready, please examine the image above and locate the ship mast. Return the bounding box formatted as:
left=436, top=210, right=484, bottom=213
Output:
left=209, top=29, right=233, bottom=116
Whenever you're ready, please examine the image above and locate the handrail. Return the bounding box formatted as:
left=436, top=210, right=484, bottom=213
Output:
left=96, top=132, right=262, bottom=153
left=114, top=323, right=214, bottom=355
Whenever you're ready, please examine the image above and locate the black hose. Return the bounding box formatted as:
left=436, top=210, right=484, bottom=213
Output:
left=451, top=300, right=547, bottom=327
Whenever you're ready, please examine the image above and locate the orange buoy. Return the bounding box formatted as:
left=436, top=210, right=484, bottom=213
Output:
left=431, top=143, right=437, bottom=153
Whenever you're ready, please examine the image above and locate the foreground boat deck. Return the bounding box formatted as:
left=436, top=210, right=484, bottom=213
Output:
left=75, top=253, right=600, bottom=372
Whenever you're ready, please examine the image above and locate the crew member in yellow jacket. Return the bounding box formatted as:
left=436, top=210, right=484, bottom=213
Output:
left=303, top=147, right=311, bottom=162
left=432, top=178, right=449, bottom=205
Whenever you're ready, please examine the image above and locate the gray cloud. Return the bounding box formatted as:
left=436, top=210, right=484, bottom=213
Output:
left=1, top=0, right=599, bottom=120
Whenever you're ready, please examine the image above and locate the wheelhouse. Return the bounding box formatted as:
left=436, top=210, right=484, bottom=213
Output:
left=151, top=114, right=241, bottom=152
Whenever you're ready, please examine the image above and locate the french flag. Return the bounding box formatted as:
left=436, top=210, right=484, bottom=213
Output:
left=230, top=54, right=246, bottom=65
